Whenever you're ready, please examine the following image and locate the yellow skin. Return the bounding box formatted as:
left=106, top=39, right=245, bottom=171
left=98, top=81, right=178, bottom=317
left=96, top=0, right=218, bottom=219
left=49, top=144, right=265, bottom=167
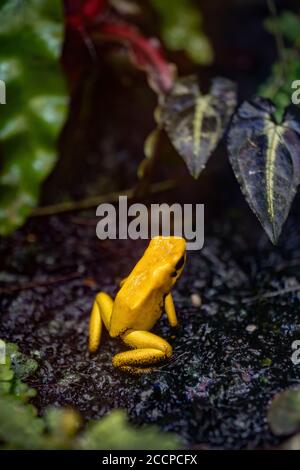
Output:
left=89, top=236, right=186, bottom=374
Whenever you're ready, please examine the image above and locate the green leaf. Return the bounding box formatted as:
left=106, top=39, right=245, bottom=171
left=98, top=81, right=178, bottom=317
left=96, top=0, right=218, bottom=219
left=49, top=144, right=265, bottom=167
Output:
left=0, top=0, right=68, bottom=235
left=0, top=340, right=37, bottom=399
left=150, top=0, right=214, bottom=65
left=45, top=408, right=82, bottom=440
left=265, top=11, right=300, bottom=47
left=228, top=97, right=300, bottom=244
left=0, top=396, right=45, bottom=449
left=161, top=76, right=237, bottom=178
left=78, top=410, right=181, bottom=450
left=259, top=49, right=300, bottom=121
left=268, top=388, right=300, bottom=436
left=5, top=341, right=38, bottom=380
left=0, top=359, right=14, bottom=382
left=261, top=11, right=300, bottom=121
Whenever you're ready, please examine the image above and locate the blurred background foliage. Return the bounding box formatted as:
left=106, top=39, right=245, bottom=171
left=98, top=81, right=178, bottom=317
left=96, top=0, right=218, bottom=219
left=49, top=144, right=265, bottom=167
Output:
left=150, top=0, right=214, bottom=65
left=0, top=0, right=300, bottom=235
left=0, top=0, right=67, bottom=236
left=0, top=0, right=215, bottom=235
left=0, top=340, right=180, bottom=450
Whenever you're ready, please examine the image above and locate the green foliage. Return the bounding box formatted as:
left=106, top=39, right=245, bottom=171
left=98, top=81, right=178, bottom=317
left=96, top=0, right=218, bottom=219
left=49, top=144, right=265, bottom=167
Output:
left=78, top=410, right=180, bottom=450
left=0, top=341, right=37, bottom=399
left=265, top=10, right=300, bottom=47
left=0, top=340, right=181, bottom=450
left=0, top=397, right=46, bottom=450
left=150, top=0, right=214, bottom=65
left=268, top=388, right=300, bottom=436
left=259, top=48, right=300, bottom=121
left=260, top=11, right=300, bottom=120
left=0, top=0, right=68, bottom=235
left=5, top=341, right=38, bottom=380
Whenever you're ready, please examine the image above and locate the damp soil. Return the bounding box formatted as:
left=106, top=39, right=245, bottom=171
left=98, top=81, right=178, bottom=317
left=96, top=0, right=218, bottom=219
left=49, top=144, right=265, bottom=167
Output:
left=0, top=212, right=300, bottom=450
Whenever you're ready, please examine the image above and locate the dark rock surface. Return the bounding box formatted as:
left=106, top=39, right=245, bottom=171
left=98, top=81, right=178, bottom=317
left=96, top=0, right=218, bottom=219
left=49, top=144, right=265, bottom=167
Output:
left=0, top=213, right=300, bottom=449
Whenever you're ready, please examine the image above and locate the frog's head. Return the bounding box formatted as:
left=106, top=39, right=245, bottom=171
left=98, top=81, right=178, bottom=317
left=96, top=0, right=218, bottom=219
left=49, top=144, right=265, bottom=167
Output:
left=110, top=236, right=186, bottom=337
left=150, top=236, right=186, bottom=289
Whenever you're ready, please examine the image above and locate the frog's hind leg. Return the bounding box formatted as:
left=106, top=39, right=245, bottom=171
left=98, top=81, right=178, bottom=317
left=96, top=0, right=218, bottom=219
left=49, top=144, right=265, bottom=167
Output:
left=112, top=330, right=172, bottom=374
left=165, top=293, right=178, bottom=327
left=89, top=292, right=113, bottom=353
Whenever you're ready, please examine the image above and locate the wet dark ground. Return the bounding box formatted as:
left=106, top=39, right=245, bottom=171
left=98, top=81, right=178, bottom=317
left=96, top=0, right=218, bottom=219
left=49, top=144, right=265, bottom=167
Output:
left=0, top=210, right=300, bottom=450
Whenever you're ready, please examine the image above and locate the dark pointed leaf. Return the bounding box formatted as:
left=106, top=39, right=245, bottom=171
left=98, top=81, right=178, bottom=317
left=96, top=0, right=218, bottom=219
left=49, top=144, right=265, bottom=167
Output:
left=161, top=76, right=237, bottom=178
left=228, top=97, right=300, bottom=244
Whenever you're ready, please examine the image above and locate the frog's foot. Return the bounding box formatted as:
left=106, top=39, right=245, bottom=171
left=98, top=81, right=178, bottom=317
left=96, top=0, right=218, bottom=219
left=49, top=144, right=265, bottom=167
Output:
left=112, top=330, right=172, bottom=374
left=89, top=292, right=113, bottom=353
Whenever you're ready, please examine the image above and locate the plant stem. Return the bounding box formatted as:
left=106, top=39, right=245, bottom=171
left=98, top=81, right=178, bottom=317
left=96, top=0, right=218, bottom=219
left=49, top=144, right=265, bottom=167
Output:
left=0, top=272, right=81, bottom=295
left=31, top=179, right=178, bottom=217
left=267, top=0, right=286, bottom=86
left=243, top=285, right=300, bottom=304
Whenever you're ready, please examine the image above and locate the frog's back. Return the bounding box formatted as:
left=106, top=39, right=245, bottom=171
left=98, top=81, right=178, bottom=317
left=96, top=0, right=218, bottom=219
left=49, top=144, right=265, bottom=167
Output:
left=109, top=237, right=185, bottom=337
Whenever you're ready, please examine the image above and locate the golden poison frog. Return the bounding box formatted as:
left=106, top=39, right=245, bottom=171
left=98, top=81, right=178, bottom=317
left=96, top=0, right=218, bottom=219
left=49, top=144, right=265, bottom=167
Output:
left=89, top=236, right=186, bottom=374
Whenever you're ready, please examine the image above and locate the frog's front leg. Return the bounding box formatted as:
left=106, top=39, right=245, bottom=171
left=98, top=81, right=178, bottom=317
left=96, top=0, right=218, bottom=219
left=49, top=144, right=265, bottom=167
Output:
left=89, top=292, right=113, bottom=353
left=112, top=330, right=172, bottom=374
left=165, top=293, right=178, bottom=327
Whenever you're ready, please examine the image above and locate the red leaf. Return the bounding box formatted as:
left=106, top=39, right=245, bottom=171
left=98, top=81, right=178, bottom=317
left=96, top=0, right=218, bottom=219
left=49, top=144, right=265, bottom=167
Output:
left=99, top=21, right=175, bottom=94
left=64, top=1, right=175, bottom=95
left=82, top=0, right=106, bottom=19
left=65, top=0, right=107, bottom=29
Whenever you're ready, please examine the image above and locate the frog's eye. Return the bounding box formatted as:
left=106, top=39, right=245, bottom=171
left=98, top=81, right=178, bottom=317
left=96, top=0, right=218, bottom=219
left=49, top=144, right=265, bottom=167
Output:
left=175, top=255, right=185, bottom=271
